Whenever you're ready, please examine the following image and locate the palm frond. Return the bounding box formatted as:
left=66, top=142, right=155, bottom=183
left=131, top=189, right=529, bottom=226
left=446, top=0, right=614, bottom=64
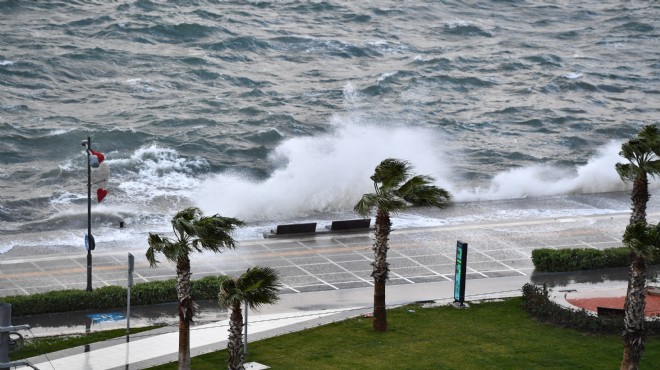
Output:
left=371, top=158, right=411, bottom=189
left=241, top=267, right=281, bottom=310
left=355, top=158, right=452, bottom=216
left=645, top=160, right=660, bottom=178
left=354, top=193, right=379, bottom=216
left=617, top=125, right=660, bottom=182
left=403, top=186, right=453, bottom=208
left=219, top=278, right=242, bottom=307
left=638, top=124, right=660, bottom=143
left=375, top=193, right=408, bottom=214
left=615, top=163, right=638, bottom=183
left=623, top=221, right=660, bottom=260
left=218, top=267, right=281, bottom=311
left=148, top=208, right=245, bottom=268
left=146, top=233, right=175, bottom=267
left=397, top=175, right=434, bottom=196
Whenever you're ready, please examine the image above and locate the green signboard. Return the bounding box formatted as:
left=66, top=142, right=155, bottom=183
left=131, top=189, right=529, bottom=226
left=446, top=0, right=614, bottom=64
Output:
left=454, top=241, right=468, bottom=305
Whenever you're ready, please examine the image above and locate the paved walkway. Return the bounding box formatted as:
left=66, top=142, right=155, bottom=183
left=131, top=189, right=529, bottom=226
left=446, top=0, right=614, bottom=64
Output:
left=0, top=211, right=632, bottom=297
left=2, top=208, right=647, bottom=369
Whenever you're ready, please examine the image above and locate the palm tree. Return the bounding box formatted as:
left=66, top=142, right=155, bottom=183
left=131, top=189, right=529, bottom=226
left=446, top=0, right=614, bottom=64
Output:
left=147, top=207, right=244, bottom=370
left=218, top=267, right=281, bottom=370
left=621, top=221, right=660, bottom=370
left=354, top=158, right=451, bottom=332
left=616, top=124, right=660, bottom=370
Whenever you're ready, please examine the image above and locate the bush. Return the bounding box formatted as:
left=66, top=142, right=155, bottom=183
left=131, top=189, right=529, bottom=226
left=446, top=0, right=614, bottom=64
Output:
left=531, top=247, right=630, bottom=272
left=521, top=283, right=626, bottom=334
left=1, top=274, right=227, bottom=317
left=131, top=279, right=177, bottom=306
left=192, top=275, right=229, bottom=300
left=522, top=282, right=660, bottom=335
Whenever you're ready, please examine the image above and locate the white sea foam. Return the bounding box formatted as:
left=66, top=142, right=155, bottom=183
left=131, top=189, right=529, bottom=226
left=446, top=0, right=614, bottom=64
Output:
left=191, top=129, right=630, bottom=222
left=193, top=117, right=452, bottom=220
left=192, top=86, right=632, bottom=222
left=43, top=128, right=76, bottom=137
left=116, top=145, right=209, bottom=201
left=49, top=191, right=85, bottom=205
left=453, top=141, right=628, bottom=201
left=0, top=60, right=14, bottom=66
left=446, top=19, right=470, bottom=28
left=563, top=72, right=583, bottom=79
left=377, top=71, right=398, bottom=83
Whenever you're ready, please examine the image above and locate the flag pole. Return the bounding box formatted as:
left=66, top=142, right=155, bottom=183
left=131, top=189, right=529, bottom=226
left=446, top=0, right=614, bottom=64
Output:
left=85, top=136, right=93, bottom=292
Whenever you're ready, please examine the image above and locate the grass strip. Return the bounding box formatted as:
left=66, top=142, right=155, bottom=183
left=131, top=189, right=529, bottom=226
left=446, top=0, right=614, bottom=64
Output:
left=12, top=325, right=164, bottom=360
left=150, top=298, right=660, bottom=370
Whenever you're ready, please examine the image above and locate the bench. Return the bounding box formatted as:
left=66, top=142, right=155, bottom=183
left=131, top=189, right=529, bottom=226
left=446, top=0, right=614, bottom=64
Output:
left=596, top=306, right=625, bottom=317
left=326, top=218, right=371, bottom=231
left=270, top=222, right=317, bottom=236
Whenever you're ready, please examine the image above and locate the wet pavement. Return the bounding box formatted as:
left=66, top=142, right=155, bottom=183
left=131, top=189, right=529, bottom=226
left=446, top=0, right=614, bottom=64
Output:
left=0, top=209, right=638, bottom=298
left=1, top=194, right=657, bottom=369
left=12, top=300, right=225, bottom=338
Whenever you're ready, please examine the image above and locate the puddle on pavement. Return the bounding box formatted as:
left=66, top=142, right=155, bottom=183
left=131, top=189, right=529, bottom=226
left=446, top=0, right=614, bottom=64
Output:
left=12, top=300, right=227, bottom=338
left=530, top=267, right=630, bottom=288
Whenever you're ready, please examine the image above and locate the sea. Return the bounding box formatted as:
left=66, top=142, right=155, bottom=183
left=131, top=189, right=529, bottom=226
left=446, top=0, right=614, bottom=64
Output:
left=1, top=0, right=659, bottom=256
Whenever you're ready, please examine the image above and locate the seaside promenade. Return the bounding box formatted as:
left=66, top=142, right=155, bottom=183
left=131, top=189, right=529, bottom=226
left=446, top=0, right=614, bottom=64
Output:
left=0, top=203, right=646, bottom=369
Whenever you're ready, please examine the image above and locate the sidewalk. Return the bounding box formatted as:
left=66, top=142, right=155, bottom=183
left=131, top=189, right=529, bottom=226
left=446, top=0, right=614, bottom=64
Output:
left=3, top=202, right=648, bottom=369
left=14, top=276, right=525, bottom=370
left=13, top=271, right=632, bottom=370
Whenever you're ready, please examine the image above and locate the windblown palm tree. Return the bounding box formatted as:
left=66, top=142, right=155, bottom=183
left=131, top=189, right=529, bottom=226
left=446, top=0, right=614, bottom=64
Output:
left=355, top=158, right=451, bottom=332
left=147, top=207, right=244, bottom=370
left=616, top=124, right=660, bottom=370
left=218, top=267, right=280, bottom=370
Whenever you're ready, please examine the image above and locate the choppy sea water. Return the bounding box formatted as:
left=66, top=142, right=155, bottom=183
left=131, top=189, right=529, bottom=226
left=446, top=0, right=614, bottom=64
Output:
left=0, top=1, right=658, bottom=255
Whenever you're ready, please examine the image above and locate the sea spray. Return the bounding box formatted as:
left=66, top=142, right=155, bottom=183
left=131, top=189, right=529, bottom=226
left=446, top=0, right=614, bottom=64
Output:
left=193, top=133, right=636, bottom=221
left=453, top=141, right=630, bottom=201
left=193, top=118, right=453, bottom=220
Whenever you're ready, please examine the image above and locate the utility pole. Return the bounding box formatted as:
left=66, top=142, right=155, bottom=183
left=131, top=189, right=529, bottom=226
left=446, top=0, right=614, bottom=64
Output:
left=82, top=136, right=94, bottom=292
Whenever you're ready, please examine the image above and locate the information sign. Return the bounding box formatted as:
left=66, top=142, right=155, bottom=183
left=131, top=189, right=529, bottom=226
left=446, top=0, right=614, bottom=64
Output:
left=454, top=241, right=468, bottom=305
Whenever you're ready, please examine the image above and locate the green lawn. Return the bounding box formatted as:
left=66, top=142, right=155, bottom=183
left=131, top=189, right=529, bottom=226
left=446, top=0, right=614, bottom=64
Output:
left=150, top=298, right=660, bottom=370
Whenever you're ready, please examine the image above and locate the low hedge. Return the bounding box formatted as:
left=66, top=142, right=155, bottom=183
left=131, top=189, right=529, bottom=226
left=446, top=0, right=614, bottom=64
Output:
left=1, top=275, right=228, bottom=317
left=521, top=282, right=660, bottom=335
left=531, top=247, right=630, bottom=272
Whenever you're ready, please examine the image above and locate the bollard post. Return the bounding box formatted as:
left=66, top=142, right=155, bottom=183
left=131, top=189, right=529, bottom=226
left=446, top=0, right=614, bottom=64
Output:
left=127, top=253, right=134, bottom=336
left=0, top=303, right=30, bottom=370
left=0, top=303, right=10, bottom=370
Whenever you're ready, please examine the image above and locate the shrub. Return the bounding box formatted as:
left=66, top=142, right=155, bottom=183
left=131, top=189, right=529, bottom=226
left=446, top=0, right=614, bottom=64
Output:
left=192, top=275, right=229, bottom=300
left=131, top=279, right=177, bottom=306
left=1, top=274, right=227, bottom=317
left=521, top=282, right=660, bottom=335
left=531, top=247, right=630, bottom=272
left=521, top=282, right=624, bottom=334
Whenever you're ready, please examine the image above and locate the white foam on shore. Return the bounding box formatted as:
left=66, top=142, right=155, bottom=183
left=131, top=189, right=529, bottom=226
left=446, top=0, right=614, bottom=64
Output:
left=453, top=141, right=628, bottom=201
left=192, top=123, right=628, bottom=221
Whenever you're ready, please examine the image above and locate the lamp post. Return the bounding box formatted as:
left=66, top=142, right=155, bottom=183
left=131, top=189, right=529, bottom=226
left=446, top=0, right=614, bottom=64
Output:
left=81, top=136, right=93, bottom=292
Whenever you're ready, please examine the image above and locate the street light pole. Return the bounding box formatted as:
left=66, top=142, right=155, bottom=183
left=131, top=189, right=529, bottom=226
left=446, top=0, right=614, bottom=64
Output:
left=83, top=136, right=93, bottom=292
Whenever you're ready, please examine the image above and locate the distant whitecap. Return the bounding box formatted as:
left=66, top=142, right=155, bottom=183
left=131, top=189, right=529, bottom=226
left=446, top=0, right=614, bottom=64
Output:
left=563, top=72, right=583, bottom=79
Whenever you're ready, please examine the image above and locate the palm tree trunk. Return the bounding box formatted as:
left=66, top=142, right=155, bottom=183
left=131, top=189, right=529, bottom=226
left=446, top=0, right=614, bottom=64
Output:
left=177, top=256, right=193, bottom=370
left=178, top=316, right=191, bottom=370
left=621, top=173, right=650, bottom=370
left=227, top=302, right=245, bottom=370
left=621, top=254, right=647, bottom=370
left=372, top=208, right=391, bottom=332
left=630, top=173, right=649, bottom=225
